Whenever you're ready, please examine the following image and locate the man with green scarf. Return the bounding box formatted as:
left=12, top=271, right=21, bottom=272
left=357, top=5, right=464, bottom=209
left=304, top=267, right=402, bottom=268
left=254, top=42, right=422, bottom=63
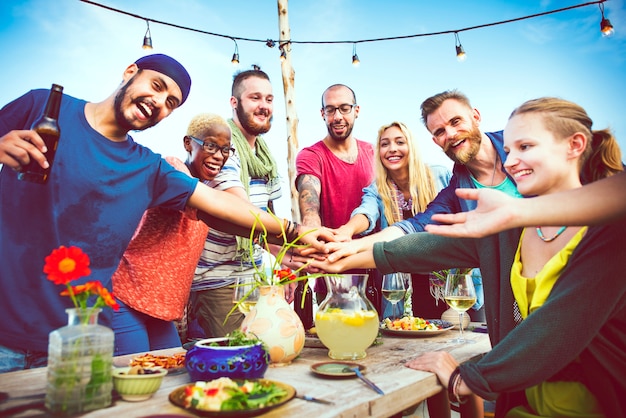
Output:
left=189, top=68, right=283, bottom=338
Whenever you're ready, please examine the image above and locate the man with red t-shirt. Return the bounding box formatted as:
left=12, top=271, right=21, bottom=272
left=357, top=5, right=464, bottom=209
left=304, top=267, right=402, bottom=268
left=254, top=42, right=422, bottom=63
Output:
left=296, top=84, right=374, bottom=302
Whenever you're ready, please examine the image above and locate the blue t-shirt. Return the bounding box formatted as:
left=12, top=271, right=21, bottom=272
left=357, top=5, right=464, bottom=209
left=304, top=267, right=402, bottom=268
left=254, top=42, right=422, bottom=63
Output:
left=0, top=89, right=198, bottom=352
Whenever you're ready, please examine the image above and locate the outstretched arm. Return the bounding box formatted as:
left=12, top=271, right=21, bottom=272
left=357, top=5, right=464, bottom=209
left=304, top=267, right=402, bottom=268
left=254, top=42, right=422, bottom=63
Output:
left=333, top=214, right=369, bottom=241
left=188, top=182, right=333, bottom=253
left=322, top=225, right=405, bottom=263
left=297, top=174, right=322, bottom=227
left=309, top=249, right=376, bottom=273
left=426, top=173, right=626, bottom=238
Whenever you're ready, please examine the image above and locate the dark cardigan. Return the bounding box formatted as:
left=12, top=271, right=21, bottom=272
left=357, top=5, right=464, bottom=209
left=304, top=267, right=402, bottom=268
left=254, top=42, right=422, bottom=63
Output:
left=373, top=218, right=626, bottom=417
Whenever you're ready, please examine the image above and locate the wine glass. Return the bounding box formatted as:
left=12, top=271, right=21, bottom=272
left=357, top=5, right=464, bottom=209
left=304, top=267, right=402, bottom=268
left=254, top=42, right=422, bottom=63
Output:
left=381, top=273, right=409, bottom=320
left=444, top=271, right=477, bottom=344
left=232, top=276, right=260, bottom=315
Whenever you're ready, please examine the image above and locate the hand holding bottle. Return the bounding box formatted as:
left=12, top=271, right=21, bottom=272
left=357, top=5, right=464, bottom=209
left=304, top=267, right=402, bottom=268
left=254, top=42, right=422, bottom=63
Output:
left=0, top=129, right=50, bottom=172
left=18, top=84, right=63, bottom=184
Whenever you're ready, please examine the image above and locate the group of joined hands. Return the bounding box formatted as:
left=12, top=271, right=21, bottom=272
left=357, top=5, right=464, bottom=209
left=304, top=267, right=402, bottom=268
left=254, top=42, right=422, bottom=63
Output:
left=285, top=227, right=363, bottom=274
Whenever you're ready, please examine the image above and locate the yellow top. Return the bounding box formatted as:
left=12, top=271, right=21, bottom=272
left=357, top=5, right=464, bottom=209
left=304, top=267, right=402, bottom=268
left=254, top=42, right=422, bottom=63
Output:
left=507, top=226, right=603, bottom=418
left=511, top=227, right=587, bottom=319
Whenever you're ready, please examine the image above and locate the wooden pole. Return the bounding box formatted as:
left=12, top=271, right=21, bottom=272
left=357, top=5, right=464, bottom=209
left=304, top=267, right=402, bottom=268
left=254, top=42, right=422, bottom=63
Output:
left=277, top=0, right=300, bottom=222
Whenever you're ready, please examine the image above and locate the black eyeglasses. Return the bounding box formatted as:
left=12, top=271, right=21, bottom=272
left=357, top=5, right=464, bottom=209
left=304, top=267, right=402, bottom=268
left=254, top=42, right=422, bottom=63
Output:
left=187, top=136, right=235, bottom=157
left=322, top=103, right=356, bottom=116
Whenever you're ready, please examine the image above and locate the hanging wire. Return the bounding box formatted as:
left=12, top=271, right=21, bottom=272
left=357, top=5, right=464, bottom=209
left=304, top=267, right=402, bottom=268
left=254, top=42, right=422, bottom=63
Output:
left=80, top=0, right=610, bottom=47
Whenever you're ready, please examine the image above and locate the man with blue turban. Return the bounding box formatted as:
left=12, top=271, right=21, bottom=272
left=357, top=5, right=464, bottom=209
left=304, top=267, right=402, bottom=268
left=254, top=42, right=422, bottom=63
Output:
left=0, top=53, right=333, bottom=371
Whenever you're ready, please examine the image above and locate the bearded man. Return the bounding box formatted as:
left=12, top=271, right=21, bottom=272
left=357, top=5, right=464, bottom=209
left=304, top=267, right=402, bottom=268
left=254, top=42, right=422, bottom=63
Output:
left=295, top=84, right=375, bottom=302
left=189, top=68, right=286, bottom=338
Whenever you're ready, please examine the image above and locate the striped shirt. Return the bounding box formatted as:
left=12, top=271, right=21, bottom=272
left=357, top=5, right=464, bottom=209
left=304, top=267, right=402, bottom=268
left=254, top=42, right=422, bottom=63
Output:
left=191, top=141, right=281, bottom=291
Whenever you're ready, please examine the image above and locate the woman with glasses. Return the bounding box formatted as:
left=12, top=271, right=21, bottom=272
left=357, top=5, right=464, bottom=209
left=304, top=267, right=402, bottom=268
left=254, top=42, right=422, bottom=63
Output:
left=111, top=113, right=232, bottom=354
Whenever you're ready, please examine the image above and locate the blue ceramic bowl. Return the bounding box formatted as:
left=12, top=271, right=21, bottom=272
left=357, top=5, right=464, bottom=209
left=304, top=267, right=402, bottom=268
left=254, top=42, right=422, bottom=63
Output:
left=185, top=337, right=269, bottom=381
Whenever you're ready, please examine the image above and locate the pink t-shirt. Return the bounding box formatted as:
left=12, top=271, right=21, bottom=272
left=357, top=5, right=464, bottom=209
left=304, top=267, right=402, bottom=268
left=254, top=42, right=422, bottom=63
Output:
left=296, top=139, right=374, bottom=229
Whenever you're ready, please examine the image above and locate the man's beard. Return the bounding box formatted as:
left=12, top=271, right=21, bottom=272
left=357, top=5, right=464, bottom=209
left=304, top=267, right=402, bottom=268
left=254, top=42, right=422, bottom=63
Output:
left=236, top=102, right=272, bottom=136
left=113, top=75, right=159, bottom=132
left=327, top=121, right=353, bottom=142
left=443, top=122, right=482, bottom=165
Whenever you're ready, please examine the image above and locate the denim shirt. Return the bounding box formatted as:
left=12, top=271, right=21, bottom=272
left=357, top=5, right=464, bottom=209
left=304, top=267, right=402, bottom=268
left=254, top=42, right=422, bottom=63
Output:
left=395, top=131, right=511, bottom=234
left=351, top=164, right=452, bottom=235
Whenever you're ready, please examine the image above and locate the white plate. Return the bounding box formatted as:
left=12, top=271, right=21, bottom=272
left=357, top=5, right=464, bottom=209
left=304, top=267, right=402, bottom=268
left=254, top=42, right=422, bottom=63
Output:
left=380, top=319, right=453, bottom=337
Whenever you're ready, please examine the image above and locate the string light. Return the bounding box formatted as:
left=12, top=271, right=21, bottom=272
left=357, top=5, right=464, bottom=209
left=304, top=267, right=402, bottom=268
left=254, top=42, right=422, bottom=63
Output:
left=80, top=0, right=612, bottom=65
left=599, top=3, right=614, bottom=37
left=231, top=39, right=239, bottom=65
left=142, top=20, right=152, bottom=50
left=352, top=43, right=360, bottom=67
left=454, top=32, right=466, bottom=62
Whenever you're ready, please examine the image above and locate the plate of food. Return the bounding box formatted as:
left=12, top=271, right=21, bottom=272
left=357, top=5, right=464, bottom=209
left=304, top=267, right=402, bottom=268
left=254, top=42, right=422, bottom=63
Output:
left=169, top=378, right=295, bottom=417
left=380, top=317, right=453, bottom=337
left=310, top=361, right=366, bottom=378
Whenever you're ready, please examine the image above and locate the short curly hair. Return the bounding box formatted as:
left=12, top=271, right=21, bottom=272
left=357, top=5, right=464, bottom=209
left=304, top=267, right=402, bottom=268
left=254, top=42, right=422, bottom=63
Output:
left=186, top=113, right=230, bottom=138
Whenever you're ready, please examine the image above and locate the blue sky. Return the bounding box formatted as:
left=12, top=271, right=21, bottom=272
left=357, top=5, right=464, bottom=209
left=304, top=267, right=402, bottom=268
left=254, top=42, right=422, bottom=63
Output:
left=1, top=0, right=624, bottom=217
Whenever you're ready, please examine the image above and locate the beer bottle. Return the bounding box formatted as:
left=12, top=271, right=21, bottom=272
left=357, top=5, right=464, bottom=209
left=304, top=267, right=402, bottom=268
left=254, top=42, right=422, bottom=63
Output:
left=294, top=278, right=314, bottom=331
left=366, top=270, right=382, bottom=319
left=18, top=84, right=63, bottom=184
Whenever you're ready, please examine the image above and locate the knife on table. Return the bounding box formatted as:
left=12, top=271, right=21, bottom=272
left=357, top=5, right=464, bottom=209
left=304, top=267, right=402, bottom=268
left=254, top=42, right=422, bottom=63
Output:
left=352, top=367, right=385, bottom=395
left=296, top=394, right=334, bottom=405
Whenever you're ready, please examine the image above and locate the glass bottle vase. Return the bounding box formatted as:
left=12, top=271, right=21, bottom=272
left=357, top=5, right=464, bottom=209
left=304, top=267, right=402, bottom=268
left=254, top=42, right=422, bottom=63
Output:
left=45, top=308, right=114, bottom=415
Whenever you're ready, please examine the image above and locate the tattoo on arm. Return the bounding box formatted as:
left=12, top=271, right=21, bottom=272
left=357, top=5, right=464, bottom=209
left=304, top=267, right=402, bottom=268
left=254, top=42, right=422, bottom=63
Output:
left=297, top=174, right=322, bottom=226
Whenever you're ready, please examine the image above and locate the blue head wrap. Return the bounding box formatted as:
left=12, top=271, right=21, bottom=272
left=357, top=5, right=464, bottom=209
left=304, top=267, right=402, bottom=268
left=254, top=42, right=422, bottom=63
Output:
left=135, top=54, right=192, bottom=105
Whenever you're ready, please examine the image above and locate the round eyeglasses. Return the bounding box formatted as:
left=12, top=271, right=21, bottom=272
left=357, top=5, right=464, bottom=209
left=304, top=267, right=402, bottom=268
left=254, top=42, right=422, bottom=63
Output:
left=187, top=136, right=235, bottom=157
left=322, top=103, right=356, bottom=116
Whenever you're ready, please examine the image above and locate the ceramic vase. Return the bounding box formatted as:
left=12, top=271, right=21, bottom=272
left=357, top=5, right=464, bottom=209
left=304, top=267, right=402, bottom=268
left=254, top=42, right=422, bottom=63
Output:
left=45, top=308, right=114, bottom=416
left=241, top=285, right=305, bottom=366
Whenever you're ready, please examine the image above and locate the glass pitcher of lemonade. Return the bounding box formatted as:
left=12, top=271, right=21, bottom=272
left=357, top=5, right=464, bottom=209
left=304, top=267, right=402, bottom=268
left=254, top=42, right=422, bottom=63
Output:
left=315, top=274, right=379, bottom=360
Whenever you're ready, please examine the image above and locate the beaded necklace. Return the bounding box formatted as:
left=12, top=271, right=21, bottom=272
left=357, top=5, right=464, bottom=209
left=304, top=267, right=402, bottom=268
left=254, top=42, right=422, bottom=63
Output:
left=535, top=226, right=567, bottom=242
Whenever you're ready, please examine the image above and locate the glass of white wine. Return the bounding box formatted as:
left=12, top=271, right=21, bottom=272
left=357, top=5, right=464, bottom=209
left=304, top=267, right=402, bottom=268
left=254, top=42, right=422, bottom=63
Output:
left=381, top=273, right=409, bottom=320
left=444, top=271, right=477, bottom=344
left=232, top=276, right=260, bottom=315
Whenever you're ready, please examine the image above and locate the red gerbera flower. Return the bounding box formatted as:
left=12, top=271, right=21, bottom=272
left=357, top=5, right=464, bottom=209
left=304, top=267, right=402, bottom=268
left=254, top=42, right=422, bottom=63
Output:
left=44, top=245, right=118, bottom=313
left=274, top=267, right=296, bottom=282
left=44, top=245, right=91, bottom=285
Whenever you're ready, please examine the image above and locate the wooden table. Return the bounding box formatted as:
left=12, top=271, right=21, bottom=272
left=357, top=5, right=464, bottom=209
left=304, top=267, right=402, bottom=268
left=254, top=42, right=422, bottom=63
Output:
left=0, top=324, right=490, bottom=418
